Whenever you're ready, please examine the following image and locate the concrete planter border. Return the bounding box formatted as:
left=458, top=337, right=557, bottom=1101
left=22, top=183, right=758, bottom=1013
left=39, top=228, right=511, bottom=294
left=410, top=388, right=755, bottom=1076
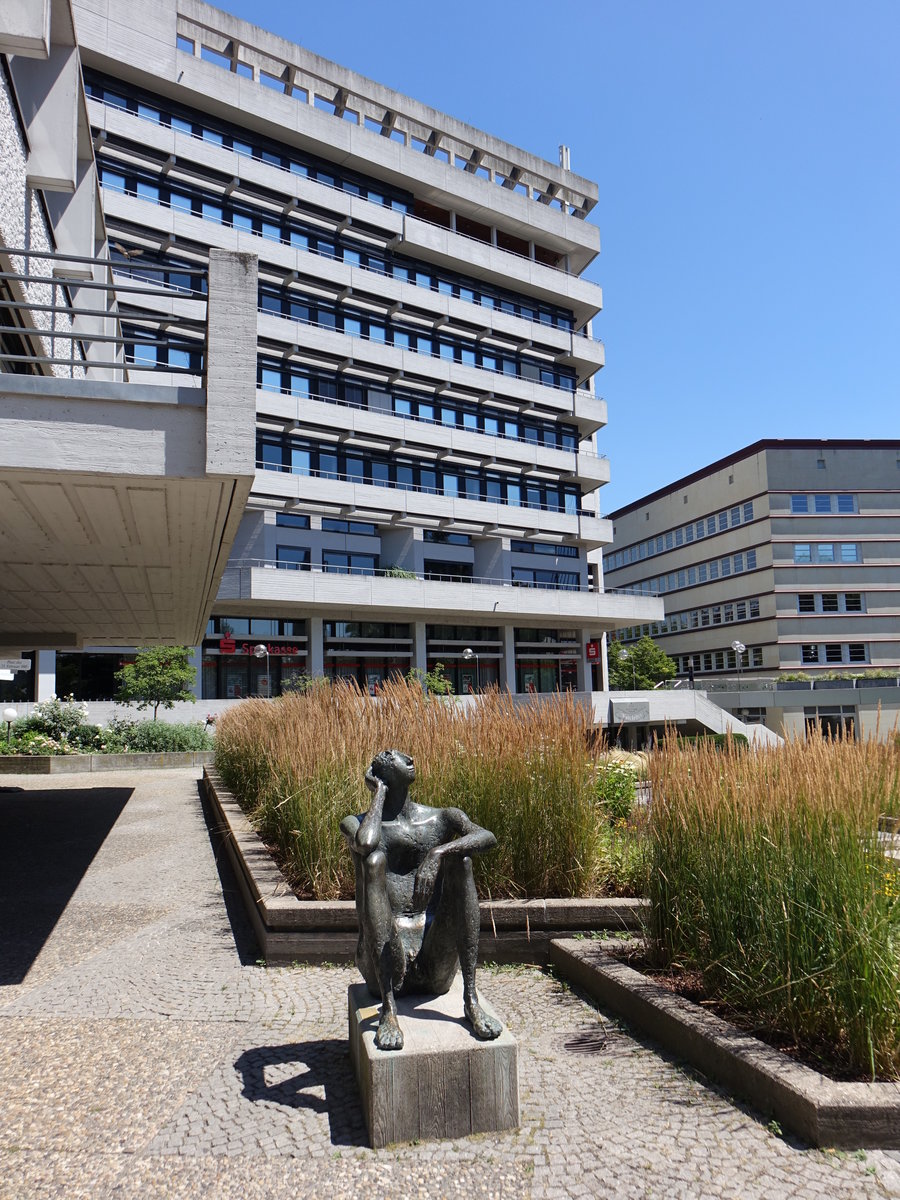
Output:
left=201, top=767, right=649, bottom=964
left=0, top=751, right=215, bottom=774
left=549, top=939, right=900, bottom=1150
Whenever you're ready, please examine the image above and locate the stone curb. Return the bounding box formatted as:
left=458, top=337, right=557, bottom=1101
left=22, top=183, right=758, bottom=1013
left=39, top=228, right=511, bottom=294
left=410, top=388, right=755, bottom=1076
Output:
left=548, top=938, right=900, bottom=1150
left=0, top=751, right=215, bottom=774
left=201, top=767, right=650, bottom=965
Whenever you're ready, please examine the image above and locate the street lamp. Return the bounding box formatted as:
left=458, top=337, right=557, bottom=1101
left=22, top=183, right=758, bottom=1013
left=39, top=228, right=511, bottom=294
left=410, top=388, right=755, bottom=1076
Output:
left=3, top=707, right=16, bottom=746
left=620, top=647, right=636, bottom=690
left=253, top=643, right=271, bottom=699
left=461, top=647, right=480, bottom=694
left=731, top=640, right=746, bottom=704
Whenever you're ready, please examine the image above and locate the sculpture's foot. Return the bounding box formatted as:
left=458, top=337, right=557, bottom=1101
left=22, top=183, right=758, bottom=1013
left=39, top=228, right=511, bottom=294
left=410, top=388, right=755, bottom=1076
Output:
left=375, top=1008, right=404, bottom=1051
left=465, top=995, right=502, bottom=1041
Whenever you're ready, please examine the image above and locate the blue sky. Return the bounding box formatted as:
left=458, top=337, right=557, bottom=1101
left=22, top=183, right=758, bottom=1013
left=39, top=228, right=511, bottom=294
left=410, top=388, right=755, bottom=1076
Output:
left=223, top=0, right=900, bottom=511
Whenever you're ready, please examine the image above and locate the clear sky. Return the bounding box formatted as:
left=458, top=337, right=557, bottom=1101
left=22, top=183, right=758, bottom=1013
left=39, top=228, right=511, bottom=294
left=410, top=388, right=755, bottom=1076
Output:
left=221, top=0, right=900, bottom=512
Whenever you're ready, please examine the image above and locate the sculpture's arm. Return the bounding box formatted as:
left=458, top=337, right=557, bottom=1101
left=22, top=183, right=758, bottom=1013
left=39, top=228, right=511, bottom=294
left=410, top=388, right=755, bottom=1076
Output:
left=431, top=808, right=497, bottom=859
left=412, top=809, right=496, bottom=911
left=354, top=770, right=387, bottom=856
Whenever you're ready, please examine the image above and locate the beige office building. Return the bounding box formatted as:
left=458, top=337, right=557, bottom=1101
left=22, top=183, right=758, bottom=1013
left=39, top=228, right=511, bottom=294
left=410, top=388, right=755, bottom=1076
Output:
left=604, top=440, right=900, bottom=740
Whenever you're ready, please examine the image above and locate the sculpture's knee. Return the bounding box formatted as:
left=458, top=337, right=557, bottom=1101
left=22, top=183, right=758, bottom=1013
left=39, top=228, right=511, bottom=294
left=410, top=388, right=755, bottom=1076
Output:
left=364, top=848, right=387, bottom=882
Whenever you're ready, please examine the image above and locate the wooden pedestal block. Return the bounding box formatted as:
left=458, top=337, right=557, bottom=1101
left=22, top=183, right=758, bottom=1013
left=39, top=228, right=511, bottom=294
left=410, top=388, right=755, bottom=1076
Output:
left=348, top=979, right=519, bottom=1148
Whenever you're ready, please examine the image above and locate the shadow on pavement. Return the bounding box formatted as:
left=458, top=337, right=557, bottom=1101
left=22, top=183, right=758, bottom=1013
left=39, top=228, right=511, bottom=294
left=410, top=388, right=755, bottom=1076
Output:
left=235, top=1038, right=367, bottom=1146
left=0, top=786, right=131, bottom=985
left=198, top=782, right=263, bottom=966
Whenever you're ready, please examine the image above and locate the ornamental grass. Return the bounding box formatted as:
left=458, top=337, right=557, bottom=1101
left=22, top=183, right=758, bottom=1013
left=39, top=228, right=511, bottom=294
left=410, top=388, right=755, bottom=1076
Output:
left=214, top=677, right=643, bottom=901
left=648, top=734, right=900, bottom=1079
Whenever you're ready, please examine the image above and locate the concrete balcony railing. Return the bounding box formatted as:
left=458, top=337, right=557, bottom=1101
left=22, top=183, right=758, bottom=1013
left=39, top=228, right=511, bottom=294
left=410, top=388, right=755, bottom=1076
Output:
left=217, top=558, right=664, bottom=628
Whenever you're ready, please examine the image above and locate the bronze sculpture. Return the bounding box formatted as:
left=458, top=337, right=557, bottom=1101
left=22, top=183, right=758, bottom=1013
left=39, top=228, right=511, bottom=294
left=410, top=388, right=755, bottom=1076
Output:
left=341, top=749, right=502, bottom=1051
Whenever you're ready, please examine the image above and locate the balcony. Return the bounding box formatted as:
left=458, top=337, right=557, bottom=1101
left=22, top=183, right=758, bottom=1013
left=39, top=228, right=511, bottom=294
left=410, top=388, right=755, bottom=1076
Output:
left=0, top=246, right=256, bottom=649
left=217, top=558, right=665, bottom=628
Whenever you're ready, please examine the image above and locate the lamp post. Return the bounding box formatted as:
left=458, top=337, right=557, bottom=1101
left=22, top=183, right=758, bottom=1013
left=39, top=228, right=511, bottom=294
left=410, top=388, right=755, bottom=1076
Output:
left=253, top=643, right=271, bottom=699
left=731, top=640, right=746, bottom=705
left=3, top=707, right=16, bottom=746
left=620, top=647, right=636, bottom=690
left=462, top=647, right=480, bottom=694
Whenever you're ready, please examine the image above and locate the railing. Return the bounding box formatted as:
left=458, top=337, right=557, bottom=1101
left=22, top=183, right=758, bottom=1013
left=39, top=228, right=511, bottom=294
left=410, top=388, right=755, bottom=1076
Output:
left=255, top=460, right=600, bottom=518
left=227, top=556, right=596, bottom=593
left=256, top=381, right=606, bottom=461
left=694, top=675, right=900, bottom=693
left=0, top=246, right=207, bottom=380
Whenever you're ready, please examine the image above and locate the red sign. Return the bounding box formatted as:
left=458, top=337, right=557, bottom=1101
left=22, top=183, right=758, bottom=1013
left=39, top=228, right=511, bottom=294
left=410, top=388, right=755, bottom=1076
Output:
left=586, top=640, right=601, bottom=662
left=238, top=641, right=301, bottom=656
left=219, top=636, right=235, bottom=654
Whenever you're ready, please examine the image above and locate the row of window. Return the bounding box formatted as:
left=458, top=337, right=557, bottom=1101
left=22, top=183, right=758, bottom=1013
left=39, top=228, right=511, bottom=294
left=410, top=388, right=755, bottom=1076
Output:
left=628, top=550, right=758, bottom=597
left=792, top=543, right=859, bottom=563
left=615, top=598, right=762, bottom=644
left=797, top=592, right=864, bottom=614
left=123, top=324, right=203, bottom=372
left=675, top=647, right=764, bottom=675
left=790, top=493, right=856, bottom=514
left=86, top=69, right=413, bottom=211
left=509, top=540, right=579, bottom=558
left=605, top=502, right=755, bottom=571
left=801, top=643, right=869, bottom=665
left=257, top=288, right=577, bottom=390
left=100, top=163, right=575, bottom=329
left=257, top=435, right=584, bottom=513
left=174, top=40, right=580, bottom=219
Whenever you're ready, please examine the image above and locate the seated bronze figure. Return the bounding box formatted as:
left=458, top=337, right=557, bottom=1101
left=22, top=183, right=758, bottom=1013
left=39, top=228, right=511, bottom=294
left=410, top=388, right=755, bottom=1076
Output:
left=341, top=749, right=503, bottom=1051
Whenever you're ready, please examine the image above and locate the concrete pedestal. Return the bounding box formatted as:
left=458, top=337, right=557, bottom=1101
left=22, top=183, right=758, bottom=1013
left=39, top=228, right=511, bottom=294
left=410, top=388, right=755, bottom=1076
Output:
left=348, top=978, right=519, bottom=1148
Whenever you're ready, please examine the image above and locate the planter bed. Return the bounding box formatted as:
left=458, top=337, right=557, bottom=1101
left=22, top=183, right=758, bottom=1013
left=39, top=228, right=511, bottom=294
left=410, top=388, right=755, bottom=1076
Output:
left=0, top=751, right=215, bottom=774
left=549, top=938, right=900, bottom=1150
left=201, top=767, right=649, bottom=965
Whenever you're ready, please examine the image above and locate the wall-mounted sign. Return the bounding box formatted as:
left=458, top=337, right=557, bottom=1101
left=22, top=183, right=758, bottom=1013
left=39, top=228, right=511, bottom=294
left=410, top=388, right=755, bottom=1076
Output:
left=0, top=659, right=29, bottom=672
left=586, top=641, right=601, bottom=662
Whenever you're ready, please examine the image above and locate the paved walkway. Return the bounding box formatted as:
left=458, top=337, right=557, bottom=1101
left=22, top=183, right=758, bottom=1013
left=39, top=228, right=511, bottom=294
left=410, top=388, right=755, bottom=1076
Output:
left=1, top=769, right=899, bottom=1199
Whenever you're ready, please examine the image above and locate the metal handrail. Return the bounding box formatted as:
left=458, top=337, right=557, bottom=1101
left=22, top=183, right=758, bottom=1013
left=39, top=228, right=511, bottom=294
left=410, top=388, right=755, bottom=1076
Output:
left=257, top=381, right=606, bottom=460
left=255, top=459, right=597, bottom=517
left=227, top=556, right=594, bottom=592
left=255, top=304, right=585, bottom=399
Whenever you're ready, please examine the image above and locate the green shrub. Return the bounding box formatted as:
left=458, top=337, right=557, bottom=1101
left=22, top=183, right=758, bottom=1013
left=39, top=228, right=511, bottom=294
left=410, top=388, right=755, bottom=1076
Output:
left=103, top=717, right=213, bottom=752
left=594, top=761, right=637, bottom=823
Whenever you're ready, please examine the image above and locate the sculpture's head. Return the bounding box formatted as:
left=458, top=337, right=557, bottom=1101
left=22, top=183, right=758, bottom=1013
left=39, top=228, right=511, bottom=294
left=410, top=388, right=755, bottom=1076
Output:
left=370, top=749, right=415, bottom=789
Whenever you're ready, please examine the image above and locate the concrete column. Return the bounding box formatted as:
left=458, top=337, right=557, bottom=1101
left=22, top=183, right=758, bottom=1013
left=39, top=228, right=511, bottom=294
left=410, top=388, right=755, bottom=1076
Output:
left=36, top=650, right=56, bottom=700
left=599, top=633, right=609, bottom=692
left=501, top=625, right=517, bottom=693
left=472, top=536, right=507, bottom=582
left=380, top=525, right=420, bottom=574
left=188, top=646, right=202, bottom=698
left=575, top=628, right=590, bottom=692
left=205, top=250, right=258, bottom=479
left=413, top=622, right=427, bottom=674
left=309, top=616, right=324, bottom=677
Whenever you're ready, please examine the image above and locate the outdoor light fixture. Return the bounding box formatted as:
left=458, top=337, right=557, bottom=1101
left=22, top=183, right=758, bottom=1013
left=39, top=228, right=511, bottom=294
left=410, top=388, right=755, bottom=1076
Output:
left=253, top=643, right=271, bottom=699
left=731, top=639, right=746, bottom=701
left=3, top=707, right=16, bottom=746
left=620, top=647, right=636, bottom=690
left=461, top=647, right=480, bottom=694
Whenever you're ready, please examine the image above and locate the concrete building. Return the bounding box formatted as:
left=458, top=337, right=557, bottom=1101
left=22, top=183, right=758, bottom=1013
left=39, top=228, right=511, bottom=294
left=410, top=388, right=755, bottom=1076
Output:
left=605, top=440, right=900, bottom=740
left=8, top=0, right=661, bottom=703
left=0, top=0, right=256, bottom=703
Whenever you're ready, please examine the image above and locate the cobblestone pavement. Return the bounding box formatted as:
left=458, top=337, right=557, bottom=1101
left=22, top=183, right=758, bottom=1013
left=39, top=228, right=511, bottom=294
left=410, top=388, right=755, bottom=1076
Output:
left=1, top=769, right=899, bottom=1199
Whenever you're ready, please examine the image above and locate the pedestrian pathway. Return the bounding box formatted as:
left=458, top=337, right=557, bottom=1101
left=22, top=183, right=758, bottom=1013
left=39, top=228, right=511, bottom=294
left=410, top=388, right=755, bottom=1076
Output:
left=1, top=769, right=898, bottom=1199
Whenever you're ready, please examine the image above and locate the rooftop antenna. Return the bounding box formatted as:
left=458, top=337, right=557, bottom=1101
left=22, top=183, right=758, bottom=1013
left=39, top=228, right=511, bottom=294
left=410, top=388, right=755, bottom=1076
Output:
left=558, top=144, right=571, bottom=171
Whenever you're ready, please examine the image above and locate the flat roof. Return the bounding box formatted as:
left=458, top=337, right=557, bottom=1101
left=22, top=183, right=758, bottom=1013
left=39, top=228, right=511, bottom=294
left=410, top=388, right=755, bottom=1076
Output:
left=609, top=439, right=900, bottom=521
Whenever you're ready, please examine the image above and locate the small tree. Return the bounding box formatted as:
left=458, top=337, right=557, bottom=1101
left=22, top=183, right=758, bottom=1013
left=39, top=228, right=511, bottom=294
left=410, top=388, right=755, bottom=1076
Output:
left=115, top=646, right=196, bottom=719
left=607, top=635, right=676, bottom=690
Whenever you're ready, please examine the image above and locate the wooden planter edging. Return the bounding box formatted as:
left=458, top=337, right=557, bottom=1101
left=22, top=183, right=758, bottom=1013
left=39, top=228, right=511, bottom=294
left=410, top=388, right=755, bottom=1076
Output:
left=201, top=767, right=649, bottom=965
left=0, top=751, right=215, bottom=774
left=549, top=939, right=900, bottom=1150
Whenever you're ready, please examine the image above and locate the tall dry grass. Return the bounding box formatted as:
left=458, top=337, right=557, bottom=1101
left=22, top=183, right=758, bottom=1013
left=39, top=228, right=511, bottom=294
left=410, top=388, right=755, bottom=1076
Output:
left=215, top=677, right=611, bottom=900
left=649, top=734, right=900, bottom=1078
